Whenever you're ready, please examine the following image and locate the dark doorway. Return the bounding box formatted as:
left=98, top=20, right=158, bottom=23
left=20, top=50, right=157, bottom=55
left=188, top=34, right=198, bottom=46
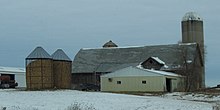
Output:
left=1, top=74, right=15, bottom=80
left=166, top=78, right=172, bottom=92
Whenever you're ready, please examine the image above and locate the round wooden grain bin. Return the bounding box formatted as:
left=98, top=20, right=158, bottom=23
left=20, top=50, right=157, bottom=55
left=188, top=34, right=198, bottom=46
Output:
left=26, top=47, right=54, bottom=90
left=52, top=49, right=72, bottom=89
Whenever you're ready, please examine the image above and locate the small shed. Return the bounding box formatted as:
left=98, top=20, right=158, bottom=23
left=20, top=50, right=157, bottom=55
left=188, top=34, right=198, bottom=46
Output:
left=101, top=66, right=185, bottom=92
left=0, top=66, right=26, bottom=88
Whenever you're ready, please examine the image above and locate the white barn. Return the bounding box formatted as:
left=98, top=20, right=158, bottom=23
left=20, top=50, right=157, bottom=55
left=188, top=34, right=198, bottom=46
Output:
left=0, top=66, right=26, bottom=88
left=101, top=66, right=185, bottom=92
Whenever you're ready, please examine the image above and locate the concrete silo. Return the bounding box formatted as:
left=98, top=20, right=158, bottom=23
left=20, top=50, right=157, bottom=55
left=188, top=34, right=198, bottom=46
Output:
left=181, top=12, right=205, bottom=88
left=26, top=47, right=54, bottom=90
left=52, top=49, right=72, bottom=89
left=182, top=12, right=204, bottom=57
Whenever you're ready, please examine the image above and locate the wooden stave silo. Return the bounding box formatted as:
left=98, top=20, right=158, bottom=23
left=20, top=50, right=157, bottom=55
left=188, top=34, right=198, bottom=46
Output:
left=52, top=49, right=72, bottom=89
left=26, top=47, right=54, bottom=90
left=53, top=60, right=71, bottom=89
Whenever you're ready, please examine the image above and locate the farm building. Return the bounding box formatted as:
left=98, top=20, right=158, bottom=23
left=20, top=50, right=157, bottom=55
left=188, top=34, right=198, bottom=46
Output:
left=72, top=12, right=205, bottom=91
left=72, top=43, right=203, bottom=91
left=0, top=66, right=26, bottom=88
left=101, top=66, right=185, bottom=92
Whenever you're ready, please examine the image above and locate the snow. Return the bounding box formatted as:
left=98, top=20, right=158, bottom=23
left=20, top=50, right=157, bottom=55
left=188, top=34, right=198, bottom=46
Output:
left=136, top=65, right=181, bottom=77
left=0, top=89, right=214, bottom=110
left=163, top=64, right=169, bottom=68
left=182, top=12, right=203, bottom=21
left=163, top=92, right=220, bottom=103
left=82, top=45, right=145, bottom=50
left=0, top=66, right=25, bottom=74
left=147, top=69, right=181, bottom=77
left=187, top=60, right=193, bottom=64
left=178, top=42, right=197, bottom=46
left=151, top=57, right=165, bottom=65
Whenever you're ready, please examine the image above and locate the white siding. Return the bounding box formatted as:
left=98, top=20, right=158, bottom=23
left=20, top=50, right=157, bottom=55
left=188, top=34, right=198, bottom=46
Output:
left=101, top=76, right=166, bottom=92
left=101, top=66, right=185, bottom=92
left=0, top=66, right=26, bottom=88
left=15, top=73, right=26, bottom=88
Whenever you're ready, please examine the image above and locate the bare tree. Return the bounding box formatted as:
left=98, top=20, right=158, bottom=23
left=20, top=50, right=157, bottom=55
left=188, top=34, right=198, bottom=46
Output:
left=179, top=45, right=195, bottom=91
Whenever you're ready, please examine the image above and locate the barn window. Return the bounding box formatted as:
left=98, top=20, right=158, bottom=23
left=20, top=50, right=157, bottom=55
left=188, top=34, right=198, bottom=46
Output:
left=142, top=80, right=147, bottom=84
left=108, top=78, right=112, bottom=82
left=117, top=81, right=121, bottom=84
left=149, top=60, right=153, bottom=64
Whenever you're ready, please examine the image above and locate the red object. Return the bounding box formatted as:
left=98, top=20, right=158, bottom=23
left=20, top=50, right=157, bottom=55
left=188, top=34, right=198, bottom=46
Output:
left=0, top=76, right=11, bottom=81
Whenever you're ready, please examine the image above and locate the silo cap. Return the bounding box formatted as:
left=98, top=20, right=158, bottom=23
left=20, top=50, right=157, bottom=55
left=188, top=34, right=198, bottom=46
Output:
left=26, top=46, right=52, bottom=59
left=51, top=49, right=71, bottom=61
left=182, top=12, right=203, bottom=21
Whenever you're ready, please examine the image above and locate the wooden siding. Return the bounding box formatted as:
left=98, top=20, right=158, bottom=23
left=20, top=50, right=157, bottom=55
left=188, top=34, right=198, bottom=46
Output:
left=72, top=73, right=101, bottom=88
left=53, top=61, right=72, bottom=89
left=141, top=58, right=163, bottom=70
left=26, top=59, right=54, bottom=90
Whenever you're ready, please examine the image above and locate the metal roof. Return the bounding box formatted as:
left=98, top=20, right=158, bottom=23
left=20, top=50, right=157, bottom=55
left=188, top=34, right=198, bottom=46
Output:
left=0, top=66, right=25, bottom=74
left=182, top=12, right=203, bottom=21
left=101, top=66, right=181, bottom=78
left=72, top=43, right=200, bottom=73
left=26, top=47, right=52, bottom=59
left=136, top=65, right=181, bottom=77
left=51, top=49, right=71, bottom=61
left=103, top=40, right=118, bottom=48
left=96, top=63, right=138, bottom=73
left=151, top=57, right=165, bottom=65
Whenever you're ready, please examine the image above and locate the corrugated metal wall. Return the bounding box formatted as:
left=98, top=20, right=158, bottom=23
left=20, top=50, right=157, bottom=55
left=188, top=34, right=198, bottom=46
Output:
left=101, top=76, right=185, bottom=92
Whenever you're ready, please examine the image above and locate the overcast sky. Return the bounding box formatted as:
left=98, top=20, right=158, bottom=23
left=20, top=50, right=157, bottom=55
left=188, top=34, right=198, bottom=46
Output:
left=0, top=0, right=219, bottom=86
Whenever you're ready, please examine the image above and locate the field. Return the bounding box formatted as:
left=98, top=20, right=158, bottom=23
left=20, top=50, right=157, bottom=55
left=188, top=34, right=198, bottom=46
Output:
left=0, top=89, right=219, bottom=110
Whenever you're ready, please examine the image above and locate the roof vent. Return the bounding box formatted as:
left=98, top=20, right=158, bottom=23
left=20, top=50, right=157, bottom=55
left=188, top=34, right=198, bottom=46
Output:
left=102, top=40, right=118, bottom=48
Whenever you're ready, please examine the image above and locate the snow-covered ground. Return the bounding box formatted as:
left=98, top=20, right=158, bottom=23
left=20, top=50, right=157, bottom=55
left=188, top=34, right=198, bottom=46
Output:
left=162, top=92, right=220, bottom=102
left=0, top=89, right=217, bottom=110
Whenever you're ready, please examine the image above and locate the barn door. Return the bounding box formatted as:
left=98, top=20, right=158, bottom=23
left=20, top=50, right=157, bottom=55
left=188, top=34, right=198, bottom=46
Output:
left=166, top=78, right=172, bottom=92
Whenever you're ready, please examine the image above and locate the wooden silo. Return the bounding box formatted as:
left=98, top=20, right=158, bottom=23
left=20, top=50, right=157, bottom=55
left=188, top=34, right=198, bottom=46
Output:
left=52, top=49, right=72, bottom=89
left=26, top=47, right=54, bottom=90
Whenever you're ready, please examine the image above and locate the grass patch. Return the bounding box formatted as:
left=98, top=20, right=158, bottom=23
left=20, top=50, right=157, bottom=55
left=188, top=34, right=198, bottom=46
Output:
left=66, top=102, right=96, bottom=110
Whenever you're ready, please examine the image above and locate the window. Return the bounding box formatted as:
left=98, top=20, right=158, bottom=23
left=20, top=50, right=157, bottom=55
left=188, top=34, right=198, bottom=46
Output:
left=142, top=80, right=147, bottom=84
left=117, top=81, right=121, bottom=84
left=108, top=78, right=112, bottom=82
left=149, top=60, right=153, bottom=64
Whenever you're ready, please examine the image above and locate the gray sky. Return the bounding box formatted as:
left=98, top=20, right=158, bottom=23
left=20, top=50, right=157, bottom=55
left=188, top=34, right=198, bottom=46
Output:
left=0, top=0, right=219, bottom=86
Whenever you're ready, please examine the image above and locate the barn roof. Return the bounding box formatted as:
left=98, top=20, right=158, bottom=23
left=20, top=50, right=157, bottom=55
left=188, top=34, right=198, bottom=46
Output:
left=101, top=66, right=181, bottom=78
left=26, top=46, right=51, bottom=59
left=150, top=57, right=165, bottom=65
left=52, top=49, right=71, bottom=61
left=72, top=43, right=200, bottom=73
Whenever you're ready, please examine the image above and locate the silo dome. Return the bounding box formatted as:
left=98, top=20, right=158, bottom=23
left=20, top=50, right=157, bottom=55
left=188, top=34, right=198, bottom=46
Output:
left=51, top=49, right=71, bottom=61
left=182, top=12, right=203, bottom=21
left=26, top=46, right=51, bottom=59
left=102, top=40, right=118, bottom=48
